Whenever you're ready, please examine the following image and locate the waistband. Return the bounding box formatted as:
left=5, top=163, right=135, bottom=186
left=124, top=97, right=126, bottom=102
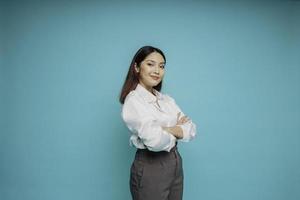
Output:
left=136, top=141, right=178, bottom=158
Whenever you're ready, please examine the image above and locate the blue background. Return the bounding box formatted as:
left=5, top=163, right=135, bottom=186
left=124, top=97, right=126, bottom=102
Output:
left=1, top=0, right=299, bottom=199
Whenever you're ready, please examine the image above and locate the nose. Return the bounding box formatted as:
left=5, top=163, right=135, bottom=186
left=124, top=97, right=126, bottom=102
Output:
left=154, top=66, right=159, bottom=74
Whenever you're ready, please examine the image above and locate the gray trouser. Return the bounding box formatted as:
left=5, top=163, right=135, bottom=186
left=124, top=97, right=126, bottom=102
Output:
left=130, top=143, right=184, bottom=200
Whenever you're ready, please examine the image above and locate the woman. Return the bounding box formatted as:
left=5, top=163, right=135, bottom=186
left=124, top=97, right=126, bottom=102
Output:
left=119, top=45, right=197, bottom=200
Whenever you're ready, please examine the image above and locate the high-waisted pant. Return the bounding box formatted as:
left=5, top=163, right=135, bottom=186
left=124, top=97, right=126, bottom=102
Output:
left=129, top=143, right=184, bottom=200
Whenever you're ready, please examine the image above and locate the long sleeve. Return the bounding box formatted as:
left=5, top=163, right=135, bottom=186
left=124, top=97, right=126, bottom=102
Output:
left=121, top=94, right=177, bottom=152
left=165, top=94, right=197, bottom=142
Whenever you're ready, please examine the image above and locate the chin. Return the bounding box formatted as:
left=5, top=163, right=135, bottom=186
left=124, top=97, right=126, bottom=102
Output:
left=151, top=80, right=161, bottom=86
left=144, top=78, right=161, bottom=87
left=153, top=82, right=161, bottom=87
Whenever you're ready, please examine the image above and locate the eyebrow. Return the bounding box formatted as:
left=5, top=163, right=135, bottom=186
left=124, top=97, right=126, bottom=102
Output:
left=145, top=59, right=165, bottom=64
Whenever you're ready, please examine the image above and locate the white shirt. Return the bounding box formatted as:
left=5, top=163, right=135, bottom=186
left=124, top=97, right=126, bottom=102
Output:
left=121, top=83, right=197, bottom=152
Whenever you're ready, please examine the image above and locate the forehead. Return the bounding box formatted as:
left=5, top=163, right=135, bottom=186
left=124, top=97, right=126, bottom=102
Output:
left=144, top=52, right=165, bottom=63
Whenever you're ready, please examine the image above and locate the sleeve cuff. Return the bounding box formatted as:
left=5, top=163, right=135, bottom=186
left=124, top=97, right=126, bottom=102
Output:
left=162, top=130, right=177, bottom=152
left=179, top=124, right=189, bottom=142
left=178, top=122, right=196, bottom=142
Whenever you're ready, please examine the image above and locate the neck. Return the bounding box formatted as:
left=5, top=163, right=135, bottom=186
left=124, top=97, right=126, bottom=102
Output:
left=139, top=82, right=155, bottom=96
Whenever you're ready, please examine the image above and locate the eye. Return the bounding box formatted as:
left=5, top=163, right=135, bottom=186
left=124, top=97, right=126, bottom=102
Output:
left=147, top=63, right=153, bottom=66
left=160, top=65, right=165, bottom=69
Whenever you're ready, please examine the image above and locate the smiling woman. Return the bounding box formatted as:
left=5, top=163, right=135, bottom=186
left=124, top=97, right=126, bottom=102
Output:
left=134, top=52, right=165, bottom=92
left=119, top=46, right=197, bottom=200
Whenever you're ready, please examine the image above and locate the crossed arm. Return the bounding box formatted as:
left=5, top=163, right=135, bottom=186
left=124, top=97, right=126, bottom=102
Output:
left=161, top=112, right=191, bottom=139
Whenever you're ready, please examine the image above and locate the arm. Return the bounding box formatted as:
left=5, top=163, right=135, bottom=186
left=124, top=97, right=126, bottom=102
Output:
left=162, top=126, right=183, bottom=139
left=121, top=95, right=177, bottom=152
left=164, top=95, right=197, bottom=142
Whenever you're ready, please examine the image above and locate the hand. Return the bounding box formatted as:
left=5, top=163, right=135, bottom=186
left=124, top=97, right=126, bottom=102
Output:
left=161, top=112, right=191, bottom=139
left=162, top=126, right=183, bottom=139
left=176, top=112, right=191, bottom=125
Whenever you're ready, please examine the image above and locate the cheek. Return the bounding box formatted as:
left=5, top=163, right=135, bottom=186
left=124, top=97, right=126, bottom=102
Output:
left=140, top=65, right=151, bottom=74
left=140, top=71, right=150, bottom=81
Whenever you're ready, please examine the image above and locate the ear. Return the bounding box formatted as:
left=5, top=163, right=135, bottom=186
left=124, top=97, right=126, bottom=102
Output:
left=134, top=63, right=139, bottom=73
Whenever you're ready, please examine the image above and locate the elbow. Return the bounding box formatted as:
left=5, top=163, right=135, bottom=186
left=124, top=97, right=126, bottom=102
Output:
left=137, top=122, right=174, bottom=152
left=139, top=130, right=172, bottom=152
left=143, top=137, right=167, bottom=152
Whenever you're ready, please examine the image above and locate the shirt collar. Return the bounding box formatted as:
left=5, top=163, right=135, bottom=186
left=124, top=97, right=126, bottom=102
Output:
left=135, top=83, right=164, bottom=103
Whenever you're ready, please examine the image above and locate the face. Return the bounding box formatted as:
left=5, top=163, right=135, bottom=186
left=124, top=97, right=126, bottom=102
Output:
left=135, top=52, right=165, bottom=92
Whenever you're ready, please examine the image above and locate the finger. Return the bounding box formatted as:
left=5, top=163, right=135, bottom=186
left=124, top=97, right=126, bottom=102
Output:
left=183, top=116, right=190, bottom=123
left=178, top=115, right=185, bottom=122
left=180, top=115, right=187, bottom=122
left=184, top=118, right=191, bottom=123
left=181, top=116, right=188, bottom=120
left=177, top=112, right=181, bottom=121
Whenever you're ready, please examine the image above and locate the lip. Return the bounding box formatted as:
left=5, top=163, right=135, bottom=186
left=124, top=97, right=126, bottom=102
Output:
left=150, top=75, right=160, bottom=80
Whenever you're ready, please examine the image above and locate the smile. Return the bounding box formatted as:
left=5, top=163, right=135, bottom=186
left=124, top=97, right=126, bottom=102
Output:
left=150, top=76, right=160, bottom=80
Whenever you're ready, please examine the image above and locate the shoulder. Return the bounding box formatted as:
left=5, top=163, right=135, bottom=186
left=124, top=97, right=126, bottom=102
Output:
left=162, top=93, right=175, bottom=103
left=121, top=90, right=148, bottom=120
left=123, top=90, right=140, bottom=105
left=121, top=91, right=137, bottom=119
left=153, top=88, right=174, bottom=102
left=122, top=90, right=145, bottom=112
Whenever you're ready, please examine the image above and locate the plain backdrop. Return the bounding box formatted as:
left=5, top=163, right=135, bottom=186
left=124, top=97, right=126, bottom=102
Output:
left=1, top=0, right=299, bottom=200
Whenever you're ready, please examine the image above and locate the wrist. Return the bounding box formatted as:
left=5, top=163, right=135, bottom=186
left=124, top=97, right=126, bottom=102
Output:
left=162, top=126, right=183, bottom=139
left=175, top=125, right=184, bottom=139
